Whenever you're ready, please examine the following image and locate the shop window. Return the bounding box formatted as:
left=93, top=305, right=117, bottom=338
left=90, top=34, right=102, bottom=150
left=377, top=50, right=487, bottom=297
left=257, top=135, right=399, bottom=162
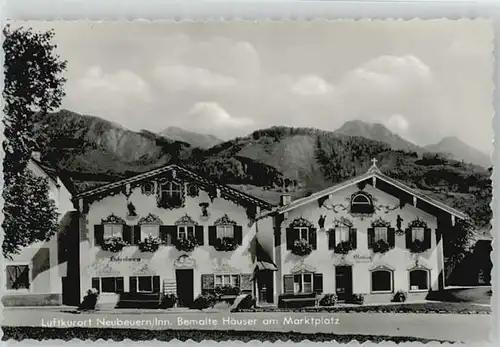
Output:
left=371, top=269, right=393, bottom=293
left=6, top=265, right=30, bottom=290
left=409, top=269, right=430, bottom=291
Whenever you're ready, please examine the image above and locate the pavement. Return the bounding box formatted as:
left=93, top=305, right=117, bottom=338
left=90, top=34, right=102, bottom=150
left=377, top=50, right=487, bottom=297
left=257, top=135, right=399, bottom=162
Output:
left=1, top=306, right=492, bottom=342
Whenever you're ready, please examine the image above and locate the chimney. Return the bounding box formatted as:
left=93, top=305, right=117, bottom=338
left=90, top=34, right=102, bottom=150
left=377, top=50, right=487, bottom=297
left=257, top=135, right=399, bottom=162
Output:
left=280, top=194, right=292, bottom=206
left=32, top=151, right=41, bottom=161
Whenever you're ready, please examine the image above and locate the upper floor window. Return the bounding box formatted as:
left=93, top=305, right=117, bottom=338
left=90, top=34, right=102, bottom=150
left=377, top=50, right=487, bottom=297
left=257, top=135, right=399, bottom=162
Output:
left=157, top=181, right=183, bottom=209
left=374, top=227, right=388, bottom=242
left=411, top=227, right=425, bottom=242
left=334, top=226, right=349, bottom=245
left=6, top=265, right=30, bottom=290
left=178, top=225, right=195, bottom=239
left=141, top=182, right=154, bottom=195
left=296, top=227, right=309, bottom=242
left=405, top=219, right=431, bottom=252
left=286, top=217, right=317, bottom=251
left=216, top=225, right=234, bottom=239
left=141, top=224, right=160, bottom=240
left=104, top=224, right=123, bottom=239
left=350, top=192, right=374, bottom=214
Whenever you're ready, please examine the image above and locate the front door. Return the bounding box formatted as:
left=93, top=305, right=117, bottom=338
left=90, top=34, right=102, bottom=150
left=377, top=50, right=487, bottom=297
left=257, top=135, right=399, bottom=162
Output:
left=257, top=271, right=274, bottom=304
left=176, top=269, right=194, bottom=307
left=335, top=266, right=353, bottom=302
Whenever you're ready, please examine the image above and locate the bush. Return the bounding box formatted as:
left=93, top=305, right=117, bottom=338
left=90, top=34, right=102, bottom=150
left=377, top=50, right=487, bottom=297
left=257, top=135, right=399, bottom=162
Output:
left=319, top=293, right=338, bottom=306
left=78, top=288, right=99, bottom=311
left=191, top=293, right=217, bottom=310
left=392, top=290, right=408, bottom=303
left=235, top=294, right=256, bottom=310
left=291, top=239, right=313, bottom=256
left=160, top=294, right=177, bottom=309
left=349, top=293, right=365, bottom=305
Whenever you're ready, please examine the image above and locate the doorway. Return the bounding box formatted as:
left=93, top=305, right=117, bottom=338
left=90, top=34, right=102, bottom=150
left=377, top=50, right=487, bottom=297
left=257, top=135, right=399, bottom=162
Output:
left=335, top=266, right=353, bottom=302
left=257, top=271, right=274, bottom=304
left=175, top=269, right=194, bottom=307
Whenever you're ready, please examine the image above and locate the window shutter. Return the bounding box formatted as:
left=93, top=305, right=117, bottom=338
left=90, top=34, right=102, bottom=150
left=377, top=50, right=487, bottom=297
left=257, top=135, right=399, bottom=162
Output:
left=159, top=225, right=169, bottom=244
left=283, top=275, right=294, bottom=294
left=350, top=228, right=357, bottom=249
left=201, top=274, right=215, bottom=292
left=165, top=225, right=177, bottom=245
left=6, top=267, right=14, bottom=289
left=286, top=228, right=298, bottom=250
left=234, top=225, right=243, bottom=245
left=309, top=228, right=317, bottom=250
left=133, top=226, right=141, bottom=245
left=328, top=229, right=336, bottom=250
left=94, top=225, right=104, bottom=246
left=122, top=225, right=132, bottom=244
left=153, top=276, right=160, bottom=293
left=313, top=273, right=323, bottom=294
left=91, top=277, right=100, bottom=292
left=405, top=228, right=412, bottom=249
left=367, top=228, right=375, bottom=249
left=424, top=228, right=432, bottom=249
left=129, top=277, right=137, bottom=293
left=388, top=228, right=395, bottom=248
left=208, top=226, right=217, bottom=245
left=116, top=277, right=124, bottom=293
left=195, top=226, right=204, bottom=245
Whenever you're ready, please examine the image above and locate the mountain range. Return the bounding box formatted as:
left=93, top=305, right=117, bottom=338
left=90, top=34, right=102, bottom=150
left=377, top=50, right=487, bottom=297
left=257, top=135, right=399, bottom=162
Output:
left=32, top=109, right=492, bottom=228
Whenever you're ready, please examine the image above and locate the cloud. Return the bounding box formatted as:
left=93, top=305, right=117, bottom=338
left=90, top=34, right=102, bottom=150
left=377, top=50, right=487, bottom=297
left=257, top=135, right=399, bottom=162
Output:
left=184, top=102, right=254, bottom=138
left=77, top=66, right=151, bottom=102
left=291, top=75, right=334, bottom=95
left=153, top=65, right=238, bottom=91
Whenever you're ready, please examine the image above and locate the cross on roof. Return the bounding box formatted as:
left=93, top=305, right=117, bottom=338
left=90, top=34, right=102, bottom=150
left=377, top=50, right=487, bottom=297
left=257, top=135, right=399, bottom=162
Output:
left=371, top=158, right=378, bottom=167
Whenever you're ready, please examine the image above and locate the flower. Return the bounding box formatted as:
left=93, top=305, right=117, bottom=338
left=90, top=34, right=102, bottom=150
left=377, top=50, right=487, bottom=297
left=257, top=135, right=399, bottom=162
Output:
left=101, top=237, right=128, bottom=252
left=138, top=235, right=161, bottom=252
left=176, top=237, right=198, bottom=252
left=372, top=239, right=391, bottom=254
left=291, top=239, right=312, bottom=256
left=213, top=237, right=239, bottom=251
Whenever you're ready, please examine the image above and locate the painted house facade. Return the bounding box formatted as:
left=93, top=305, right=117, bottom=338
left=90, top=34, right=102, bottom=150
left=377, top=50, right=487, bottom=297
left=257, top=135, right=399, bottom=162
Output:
left=74, top=165, right=275, bottom=307
left=259, top=162, right=467, bottom=304
left=2, top=154, right=77, bottom=306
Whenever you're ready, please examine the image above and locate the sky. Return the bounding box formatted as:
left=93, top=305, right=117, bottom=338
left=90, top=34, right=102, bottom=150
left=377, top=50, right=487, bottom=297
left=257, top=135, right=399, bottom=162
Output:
left=19, top=20, right=494, bottom=153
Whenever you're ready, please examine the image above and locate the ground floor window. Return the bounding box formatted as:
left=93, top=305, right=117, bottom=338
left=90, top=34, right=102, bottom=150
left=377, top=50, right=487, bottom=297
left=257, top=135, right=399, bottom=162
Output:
left=214, top=274, right=240, bottom=287
left=129, top=275, right=160, bottom=293
left=6, top=265, right=30, bottom=290
left=409, top=269, right=430, bottom=291
left=91, top=277, right=124, bottom=293
left=283, top=273, right=323, bottom=294
left=294, top=273, right=313, bottom=293
left=371, top=269, right=393, bottom=293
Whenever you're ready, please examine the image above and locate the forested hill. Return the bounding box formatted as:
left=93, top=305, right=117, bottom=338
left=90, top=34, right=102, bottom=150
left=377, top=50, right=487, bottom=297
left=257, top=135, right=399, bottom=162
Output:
left=32, top=112, right=491, bottom=229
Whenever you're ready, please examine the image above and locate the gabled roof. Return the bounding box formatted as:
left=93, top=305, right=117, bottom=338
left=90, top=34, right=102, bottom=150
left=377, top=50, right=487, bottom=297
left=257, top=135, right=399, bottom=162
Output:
left=74, top=164, right=274, bottom=210
left=278, top=163, right=467, bottom=220
left=30, top=158, right=79, bottom=196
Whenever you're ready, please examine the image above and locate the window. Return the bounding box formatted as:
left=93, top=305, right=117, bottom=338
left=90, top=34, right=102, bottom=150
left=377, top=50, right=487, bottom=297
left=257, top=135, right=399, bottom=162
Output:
left=217, top=225, right=234, bottom=239
left=129, top=276, right=160, bottom=293
left=161, top=181, right=181, bottom=199
left=409, top=269, right=429, bottom=291
left=214, top=274, right=240, bottom=287
left=141, top=225, right=159, bottom=240
left=6, top=265, right=30, bottom=290
left=178, top=225, right=195, bottom=239
left=350, top=193, right=374, bottom=214
left=371, top=270, right=393, bottom=293
left=292, top=273, right=314, bottom=294
left=411, top=227, right=425, bottom=242
left=142, top=182, right=154, bottom=195
left=335, top=227, right=350, bottom=245
left=374, top=227, right=388, bottom=242
left=92, top=277, right=124, bottom=293
left=296, top=227, right=309, bottom=242
left=104, top=224, right=123, bottom=239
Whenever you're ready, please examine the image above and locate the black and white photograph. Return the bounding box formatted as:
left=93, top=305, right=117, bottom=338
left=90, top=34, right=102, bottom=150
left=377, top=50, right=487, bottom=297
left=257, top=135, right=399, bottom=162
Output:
left=1, top=19, right=493, bottom=343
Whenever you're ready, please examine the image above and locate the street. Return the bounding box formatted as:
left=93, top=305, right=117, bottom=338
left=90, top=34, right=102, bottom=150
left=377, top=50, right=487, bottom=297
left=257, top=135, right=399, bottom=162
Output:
left=1, top=307, right=491, bottom=343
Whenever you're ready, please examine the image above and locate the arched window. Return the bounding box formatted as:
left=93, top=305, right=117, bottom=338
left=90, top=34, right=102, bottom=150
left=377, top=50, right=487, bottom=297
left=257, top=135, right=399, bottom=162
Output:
left=350, top=193, right=374, bottom=214
left=409, top=269, right=430, bottom=291
left=371, top=269, right=393, bottom=293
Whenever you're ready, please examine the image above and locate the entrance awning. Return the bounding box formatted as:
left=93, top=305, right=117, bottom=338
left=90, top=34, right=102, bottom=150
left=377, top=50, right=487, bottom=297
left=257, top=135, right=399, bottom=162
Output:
left=254, top=239, right=277, bottom=272
left=255, top=260, right=277, bottom=271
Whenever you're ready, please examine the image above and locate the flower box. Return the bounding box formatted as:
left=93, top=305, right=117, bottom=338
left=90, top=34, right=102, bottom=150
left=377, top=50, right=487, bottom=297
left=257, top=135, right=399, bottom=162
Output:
left=101, top=237, right=128, bottom=253
left=371, top=239, right=391, bottom=254
left=138, top=236, right=161, bottom=252
left=334, top=241, right=354, bottom=255
left=291, top=239, right=312, bottom=256
left=175, top=237, right=198, bottom=252
left=409, top=239, right=427, bottom=253
left=213, top=237, right=239, bottom=251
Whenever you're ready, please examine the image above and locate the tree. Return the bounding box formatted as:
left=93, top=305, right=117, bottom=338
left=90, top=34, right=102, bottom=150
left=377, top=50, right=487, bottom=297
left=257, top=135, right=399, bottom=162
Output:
left=443, top=218, right=475, bottom=278
left=2, top=26, right=66, bottom=258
